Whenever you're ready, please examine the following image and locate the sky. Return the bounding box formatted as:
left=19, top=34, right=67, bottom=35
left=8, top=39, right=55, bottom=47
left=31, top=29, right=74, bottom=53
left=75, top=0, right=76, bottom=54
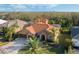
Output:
left=0, top=4, right=79, bottom=12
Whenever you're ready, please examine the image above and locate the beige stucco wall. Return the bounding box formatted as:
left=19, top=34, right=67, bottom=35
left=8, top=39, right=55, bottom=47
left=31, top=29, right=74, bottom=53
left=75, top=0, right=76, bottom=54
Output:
left=37, top=30, right=53, bottom=40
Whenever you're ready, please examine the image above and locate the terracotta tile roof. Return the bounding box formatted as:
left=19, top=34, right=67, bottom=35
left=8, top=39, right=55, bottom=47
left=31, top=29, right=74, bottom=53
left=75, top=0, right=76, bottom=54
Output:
left=26, top=22, right=49, bottom=34
left=47, top=24, right=53, bottom=30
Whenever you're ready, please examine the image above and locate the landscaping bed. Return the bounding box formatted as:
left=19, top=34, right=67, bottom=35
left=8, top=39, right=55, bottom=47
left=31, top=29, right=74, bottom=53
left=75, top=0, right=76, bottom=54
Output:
left=0, top=42, right=8, bottom=46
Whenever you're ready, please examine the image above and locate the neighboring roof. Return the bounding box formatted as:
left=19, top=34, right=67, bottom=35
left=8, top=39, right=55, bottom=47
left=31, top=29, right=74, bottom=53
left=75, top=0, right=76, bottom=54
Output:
left=71, top=26, right=79, bottom=37
left=8, top=19, right=27, bottom=27
left=26, top=22, right=49, bottom=34
left=16, top=19, right=28, bottom=32
left=7, top=19, right=28, bottom=32
left=16, top=19, right=28, bottom=25
left=15, top=19, right=28, bottom=32
left=0, top=19, right=7, bottom=25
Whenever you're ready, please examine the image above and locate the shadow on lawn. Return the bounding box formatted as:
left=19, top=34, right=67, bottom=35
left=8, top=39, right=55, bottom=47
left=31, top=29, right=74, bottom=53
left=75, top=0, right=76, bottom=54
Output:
left=46, top=33, right=72, bottom=54
left=47, top=43, right=68, bottom=54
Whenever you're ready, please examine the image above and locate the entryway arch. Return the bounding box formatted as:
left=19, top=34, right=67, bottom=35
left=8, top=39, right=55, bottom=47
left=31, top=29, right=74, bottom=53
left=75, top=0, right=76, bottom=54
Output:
left=40, top=34, right=46, bottom=41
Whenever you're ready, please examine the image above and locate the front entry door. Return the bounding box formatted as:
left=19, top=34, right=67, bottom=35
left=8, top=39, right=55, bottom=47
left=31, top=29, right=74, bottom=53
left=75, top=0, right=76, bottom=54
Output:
left=41, top=35, right=45, bottom=41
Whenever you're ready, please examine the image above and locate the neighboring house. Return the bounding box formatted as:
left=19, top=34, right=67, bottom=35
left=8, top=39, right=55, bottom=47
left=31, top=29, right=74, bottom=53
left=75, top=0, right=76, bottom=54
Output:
left=0, top=19, right=28, bottom=31
left=0, top=19, right=8, bottom=37
left=0, top=19, right=28, bottom=40
left=0, top=19, right=8, bottom=28
left=7, top=19, right=28, bottom=32
left=18, top=18, right=61, bottom=41
left=71, top=26, right=79, bottom=47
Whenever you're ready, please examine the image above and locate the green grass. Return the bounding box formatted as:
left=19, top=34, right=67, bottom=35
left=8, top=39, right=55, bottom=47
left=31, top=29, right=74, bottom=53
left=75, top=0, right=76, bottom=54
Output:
left=45, top=32, right=72, bottom=54
left=59, top=33, right=71, bottom=44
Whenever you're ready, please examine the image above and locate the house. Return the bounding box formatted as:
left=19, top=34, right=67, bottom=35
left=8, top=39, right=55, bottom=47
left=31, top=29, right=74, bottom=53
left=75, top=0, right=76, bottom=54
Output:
left=71, top=26, right=79, bottom=47
left=18, top=18, right=61, bottom=41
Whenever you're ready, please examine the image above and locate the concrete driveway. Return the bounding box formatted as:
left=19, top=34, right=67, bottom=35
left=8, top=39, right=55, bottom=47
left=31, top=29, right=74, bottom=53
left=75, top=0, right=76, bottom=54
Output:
left=1, top=38, right=27, bottom=54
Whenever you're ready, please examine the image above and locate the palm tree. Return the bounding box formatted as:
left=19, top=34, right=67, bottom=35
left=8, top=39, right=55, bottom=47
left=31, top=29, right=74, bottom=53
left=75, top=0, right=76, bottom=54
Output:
left=7, top=27, right=15, bottom=41
left=1, top=27, right=9, bottom=41
left=51, top=27, right=60, bottom=44
left=24, top=37, right=49, bottom=54
left=2, top=20, right=19, bottom=42
left=7, top=21, right=19, bottom=41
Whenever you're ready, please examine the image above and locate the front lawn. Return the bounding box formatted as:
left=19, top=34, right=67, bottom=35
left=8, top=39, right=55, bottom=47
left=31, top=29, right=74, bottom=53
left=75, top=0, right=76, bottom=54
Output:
left=18, top=33, right=72, bottom=54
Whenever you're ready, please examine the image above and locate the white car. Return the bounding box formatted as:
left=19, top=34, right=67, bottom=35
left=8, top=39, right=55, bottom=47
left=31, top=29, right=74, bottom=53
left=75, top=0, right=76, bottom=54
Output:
left=72, top=34, right=79, bottom=47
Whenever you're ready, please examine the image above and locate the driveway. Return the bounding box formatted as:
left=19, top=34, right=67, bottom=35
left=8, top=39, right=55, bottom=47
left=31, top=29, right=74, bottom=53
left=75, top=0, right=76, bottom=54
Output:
left=72, top=47, right=79, bottom=54
left=73, top=49, right=79, bottom=54
left=0, top=38, right=27, bottom=54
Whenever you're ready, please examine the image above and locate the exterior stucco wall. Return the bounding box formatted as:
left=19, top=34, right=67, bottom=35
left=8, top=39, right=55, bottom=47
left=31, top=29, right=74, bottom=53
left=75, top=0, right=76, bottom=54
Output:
left=35, top=30, right=53, bottom=40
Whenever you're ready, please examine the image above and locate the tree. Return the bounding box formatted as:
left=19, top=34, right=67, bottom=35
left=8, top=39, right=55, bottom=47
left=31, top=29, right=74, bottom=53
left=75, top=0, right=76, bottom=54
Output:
left=48, top=17, right=59, bottom=24
left=24, top=37, right=49, bottom=54
left=52, top=27, right=60, bottom=44
left=8, top=21, right=19, bottom=41
left=48, top=20, right=55, bottom=24
left=2, top=21, right=19, bottom=42
left=6, top=27, right=15, bottom=41
left=17, top=15, right=31, bottom=22
left=1, top=27, right=9, bottom=41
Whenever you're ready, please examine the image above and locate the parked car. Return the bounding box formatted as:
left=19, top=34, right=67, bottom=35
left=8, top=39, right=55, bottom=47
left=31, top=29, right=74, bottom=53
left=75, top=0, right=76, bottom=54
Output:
left=71, top=26, right=79, bottom=47
left=72, top=34, right=79, bottom=47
